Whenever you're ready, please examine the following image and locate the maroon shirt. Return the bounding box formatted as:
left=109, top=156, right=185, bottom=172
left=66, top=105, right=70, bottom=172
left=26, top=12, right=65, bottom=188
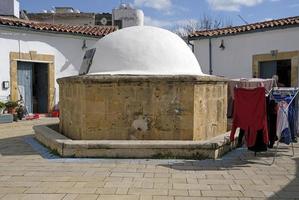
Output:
left=230, top=87, right=269, bottom=147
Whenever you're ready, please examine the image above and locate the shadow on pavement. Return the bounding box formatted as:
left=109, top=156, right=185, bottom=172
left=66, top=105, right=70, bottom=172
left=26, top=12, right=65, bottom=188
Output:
left=269, top=157, right=299, bottom=199
left=158, top=147, right=292, bottom=171
left=0, top=134, right=39, bottom=156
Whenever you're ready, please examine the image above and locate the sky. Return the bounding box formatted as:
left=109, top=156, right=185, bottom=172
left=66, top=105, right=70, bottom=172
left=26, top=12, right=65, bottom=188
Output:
left=20, top=0, right=299, bottom=29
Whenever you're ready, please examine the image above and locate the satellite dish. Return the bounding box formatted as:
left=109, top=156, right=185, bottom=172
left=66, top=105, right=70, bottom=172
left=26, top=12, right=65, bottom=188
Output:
left=100, top=17, right=108, bottom=25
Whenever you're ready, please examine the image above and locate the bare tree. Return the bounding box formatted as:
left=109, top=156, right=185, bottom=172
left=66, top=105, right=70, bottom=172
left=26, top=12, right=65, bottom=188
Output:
left=173, top=14, right=233, bottom=38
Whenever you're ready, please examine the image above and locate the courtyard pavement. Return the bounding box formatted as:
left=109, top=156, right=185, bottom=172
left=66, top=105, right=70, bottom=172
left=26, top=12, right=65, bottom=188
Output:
left=0, top=118, right=298, bottom=200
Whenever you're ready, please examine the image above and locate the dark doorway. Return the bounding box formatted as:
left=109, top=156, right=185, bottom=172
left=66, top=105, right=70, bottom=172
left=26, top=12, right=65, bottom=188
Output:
left=17, top=62, right=49, bottom=114
left=259, top=59, right=291, bottom=87
left=33, top=63, right=48, bottom=113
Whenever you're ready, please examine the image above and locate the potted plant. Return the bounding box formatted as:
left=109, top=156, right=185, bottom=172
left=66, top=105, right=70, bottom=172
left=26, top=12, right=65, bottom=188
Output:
left=0, top=101, right=5, bottom=114
left=5, top=101, right=18, bottom=114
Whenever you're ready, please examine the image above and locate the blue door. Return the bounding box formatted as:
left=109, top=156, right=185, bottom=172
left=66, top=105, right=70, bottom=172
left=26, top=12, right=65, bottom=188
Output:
left=17, top=62, right=33, bottom=113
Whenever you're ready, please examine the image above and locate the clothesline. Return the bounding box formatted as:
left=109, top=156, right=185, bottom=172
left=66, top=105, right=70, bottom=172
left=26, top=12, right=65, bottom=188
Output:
left=230, top=85, right=298, bottom=165
left=273, top=87, right=299, bottom=91
left=268, top=87, right=299, bottom=164
left=227, top=78, right=275, bottom=117
left=271, top=87, right=299, bottom=110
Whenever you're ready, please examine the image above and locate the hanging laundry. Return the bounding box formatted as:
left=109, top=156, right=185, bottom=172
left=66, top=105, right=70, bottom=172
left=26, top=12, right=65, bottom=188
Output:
left=288, top=102, right=297, bottom=142
left=248, top=130, right=268, bottom=152
left=267, top=98, right=278, bottom=148
left=227, top=78, right=275, bottom=117
left=276, top=101, right=292, bottom=145
left=268, top=88, right=299, bottom=163
left=271, top=88, right=299, bottom=144
left=230, top=87, right=269, bottom=147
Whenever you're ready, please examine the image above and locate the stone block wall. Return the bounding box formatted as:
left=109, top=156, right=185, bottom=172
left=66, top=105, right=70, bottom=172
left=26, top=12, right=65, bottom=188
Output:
left=193, top=83, right=227, bottom=140
left=58, top=75, right=227, bottom=141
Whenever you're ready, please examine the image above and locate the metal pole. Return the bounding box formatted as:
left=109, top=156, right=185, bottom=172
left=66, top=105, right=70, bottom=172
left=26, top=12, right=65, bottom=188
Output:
left=209, top=38, right=213, bottom=75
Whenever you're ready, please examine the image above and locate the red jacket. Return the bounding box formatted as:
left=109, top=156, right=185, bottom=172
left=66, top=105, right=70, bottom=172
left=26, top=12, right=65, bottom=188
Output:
left=230, top=87, right=269, bottom=147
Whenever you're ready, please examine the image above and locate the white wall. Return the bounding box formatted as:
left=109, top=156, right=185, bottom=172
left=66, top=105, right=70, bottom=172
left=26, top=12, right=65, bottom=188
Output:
left=14, top=0, right=19, bottom=18
left=0, top=0, right=19, bottom=18
left=193, top=27, right=299, bottom=81
left=0, top=28, right=98, bottom=102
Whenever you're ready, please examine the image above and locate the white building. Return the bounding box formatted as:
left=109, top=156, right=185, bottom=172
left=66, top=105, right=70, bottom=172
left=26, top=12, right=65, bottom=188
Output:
left=112, top=4, right=144, bottom=28
left=0, top=16, right=116, bottom=113
left=0, top=0, right=19, bottom=18
left=27, top=4, right=144, bottom=29
left=189, top=16, right=299, bottom=87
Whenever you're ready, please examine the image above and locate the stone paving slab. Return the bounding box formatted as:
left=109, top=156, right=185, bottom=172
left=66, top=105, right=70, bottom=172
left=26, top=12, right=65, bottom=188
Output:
left=0, top=118, right=298, bottom=200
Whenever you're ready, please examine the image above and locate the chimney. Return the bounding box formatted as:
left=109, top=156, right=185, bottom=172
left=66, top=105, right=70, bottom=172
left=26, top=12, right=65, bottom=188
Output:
left=0, top=0, right=20, bottom=18
left=112, top=3, right=144, bottom=29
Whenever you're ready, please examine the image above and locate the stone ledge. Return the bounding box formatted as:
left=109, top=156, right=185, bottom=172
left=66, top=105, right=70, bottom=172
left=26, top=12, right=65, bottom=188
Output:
left=33, top=124, right=237, bottom=159
left=57, top=74, right=228, bottom=84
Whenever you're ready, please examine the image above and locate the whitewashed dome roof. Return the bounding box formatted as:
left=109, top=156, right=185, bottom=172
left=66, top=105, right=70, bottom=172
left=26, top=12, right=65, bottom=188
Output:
left=88, top=26, right=204, bottom=75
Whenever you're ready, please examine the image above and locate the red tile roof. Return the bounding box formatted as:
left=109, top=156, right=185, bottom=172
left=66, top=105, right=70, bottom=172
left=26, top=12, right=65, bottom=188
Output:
left=0, top=16, right=117, bottom=37
left=189, top=16, right=299, bottom=39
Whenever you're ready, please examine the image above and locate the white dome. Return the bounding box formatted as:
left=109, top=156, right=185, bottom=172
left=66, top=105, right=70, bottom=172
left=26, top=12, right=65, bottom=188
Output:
left=88, top=26, right=204, bottom=75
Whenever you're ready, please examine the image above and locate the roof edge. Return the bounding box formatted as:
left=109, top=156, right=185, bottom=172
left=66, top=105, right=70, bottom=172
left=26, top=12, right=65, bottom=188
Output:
left=189, top=24, right=299, bottom=40
left=0, top=24, right=103, bottom=39
left=0, top=16, right=117, bottom=38
left=189, top=15, right=299, bottom=40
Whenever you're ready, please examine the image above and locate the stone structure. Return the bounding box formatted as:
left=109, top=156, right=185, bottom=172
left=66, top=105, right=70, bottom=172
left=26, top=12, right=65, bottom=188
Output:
left=58, top=75, right=227, bottom=140
left=34, top=124, right=234, bottom=159
left=58, top=26, right=227, bottom=141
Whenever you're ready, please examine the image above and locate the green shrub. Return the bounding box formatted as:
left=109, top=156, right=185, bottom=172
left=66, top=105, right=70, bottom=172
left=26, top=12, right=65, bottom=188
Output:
left=0, top=101, right=5, bottom=109
left=5, top=101, right=18, bottom=108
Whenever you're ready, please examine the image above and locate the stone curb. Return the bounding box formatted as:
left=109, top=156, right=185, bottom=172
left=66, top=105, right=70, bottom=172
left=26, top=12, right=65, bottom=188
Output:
left=34, top=124, right=237, bottom=159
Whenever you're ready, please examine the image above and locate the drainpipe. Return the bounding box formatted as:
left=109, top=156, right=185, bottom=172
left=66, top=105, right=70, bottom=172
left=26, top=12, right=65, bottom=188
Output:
left=209, top=38, right=213, bottom=75
left=187, top=37, right=194, bottom=52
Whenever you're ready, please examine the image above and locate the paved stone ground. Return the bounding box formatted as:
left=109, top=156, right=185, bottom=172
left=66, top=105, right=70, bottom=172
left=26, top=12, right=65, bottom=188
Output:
left=0, top=118, right=298, bottom=200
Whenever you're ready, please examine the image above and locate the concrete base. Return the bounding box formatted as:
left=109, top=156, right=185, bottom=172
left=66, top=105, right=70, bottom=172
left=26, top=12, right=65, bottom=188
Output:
left=0, top=114, right=13, bottom=124
left=34, top=124, right=237, bottom=159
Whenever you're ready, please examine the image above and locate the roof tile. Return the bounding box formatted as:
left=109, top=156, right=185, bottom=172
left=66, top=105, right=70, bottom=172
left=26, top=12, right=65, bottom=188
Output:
left=0, top=16, right=116, bottom=37
left=189, top=16, right=299, bottom=39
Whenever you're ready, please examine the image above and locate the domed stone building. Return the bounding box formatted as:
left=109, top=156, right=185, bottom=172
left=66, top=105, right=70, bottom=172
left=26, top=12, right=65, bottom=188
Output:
left=57, top=26, right=227, bottom=141
left=88, top=26, right=203, bottom=75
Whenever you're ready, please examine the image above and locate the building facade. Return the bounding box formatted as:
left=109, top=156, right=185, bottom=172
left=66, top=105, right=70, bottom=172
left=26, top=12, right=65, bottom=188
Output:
left=26, top=4, right=144, bottom=29
left=27, top=11, right=112, bottom=26
left=189, top=16, right=299, bottom=87
left=0, top=0, right=19, bottom=18
left=0, top=17, right=116, bottom=113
